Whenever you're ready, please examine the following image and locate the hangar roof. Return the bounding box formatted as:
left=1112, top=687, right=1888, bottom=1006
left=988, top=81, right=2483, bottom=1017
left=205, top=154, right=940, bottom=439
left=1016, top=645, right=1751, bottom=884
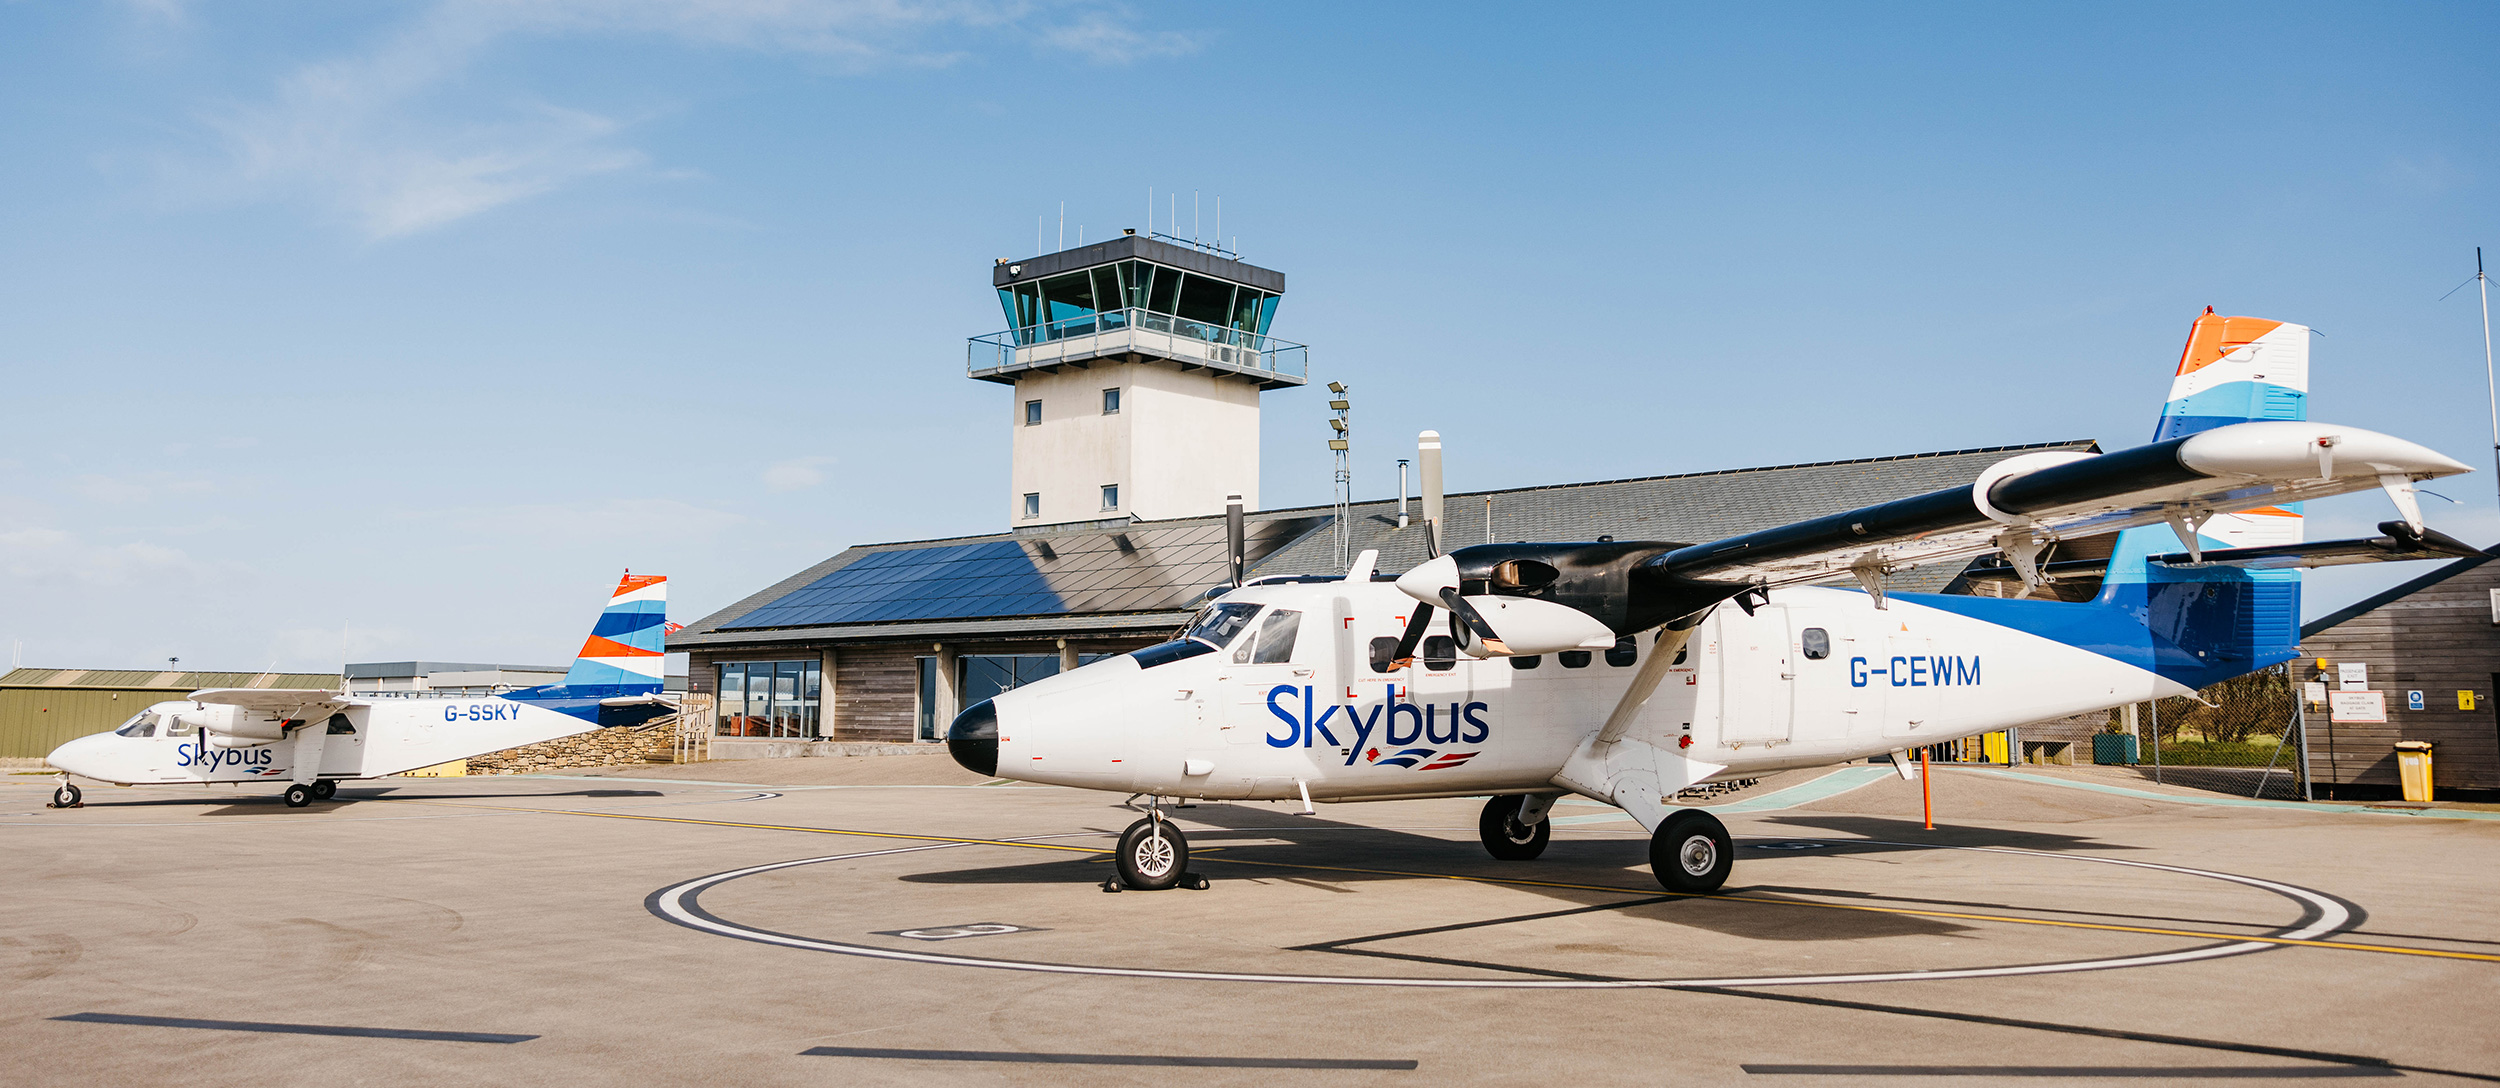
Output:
left=672, top=439, right=2099, bottom=649
left=1, top=668, right=342, bottom=691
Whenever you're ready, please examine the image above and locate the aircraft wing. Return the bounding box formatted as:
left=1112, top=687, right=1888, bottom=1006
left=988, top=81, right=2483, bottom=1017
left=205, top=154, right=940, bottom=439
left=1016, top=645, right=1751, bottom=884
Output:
left=184, top=688, right=357, bottom=722
left=1642, top=421, right=2470, bottom=590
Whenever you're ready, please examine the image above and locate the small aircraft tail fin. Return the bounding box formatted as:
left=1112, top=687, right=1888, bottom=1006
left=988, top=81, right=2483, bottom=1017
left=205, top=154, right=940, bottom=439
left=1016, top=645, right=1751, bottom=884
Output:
left=2093, top=310, right=2309, bottom=686
left=561, top=572, right=669, bottom=693
left=504, top=573, right=670, bottom=724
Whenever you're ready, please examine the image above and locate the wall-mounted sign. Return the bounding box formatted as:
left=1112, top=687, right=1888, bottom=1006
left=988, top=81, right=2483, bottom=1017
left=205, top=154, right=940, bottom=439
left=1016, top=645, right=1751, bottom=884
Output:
left=2338, top=662, right=2370, bottom=691
left=2329, top=691, right=2387, bottom=723
left=2407, top=690, right=2425, bottom=711
left=2302, top=682, right=2329, bottom=706
left=2461, top=691, right=2479, bottom=711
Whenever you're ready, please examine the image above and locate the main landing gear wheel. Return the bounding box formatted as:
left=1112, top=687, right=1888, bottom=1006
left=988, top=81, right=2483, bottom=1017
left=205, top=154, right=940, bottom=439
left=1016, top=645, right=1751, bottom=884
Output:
left=1112, top=817, right=1197, bottom=891
left=1478, top=795, right=1552, bottom=861
left=283, top=783, right=314, bottom=808
left=1649, top=809, right=1733, bottom=895
left=310, top=780, right=337, bottom=801
left=50, top=783, right=81, bottom=808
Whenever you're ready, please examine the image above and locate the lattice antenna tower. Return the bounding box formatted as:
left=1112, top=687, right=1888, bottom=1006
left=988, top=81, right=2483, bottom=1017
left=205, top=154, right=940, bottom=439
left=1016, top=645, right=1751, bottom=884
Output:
left=1326, top=382, right=1352, bottom=571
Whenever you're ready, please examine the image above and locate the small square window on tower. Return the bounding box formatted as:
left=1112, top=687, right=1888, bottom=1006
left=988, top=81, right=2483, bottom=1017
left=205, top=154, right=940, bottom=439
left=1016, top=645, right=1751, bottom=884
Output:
left=1024, top=400, right=1041, bottom=426
left=1102, top=388, right=1121, bottom=414
left=1022, top=493, right=1040, bottom=519
left=1101, top=484, right=1119, bottom=510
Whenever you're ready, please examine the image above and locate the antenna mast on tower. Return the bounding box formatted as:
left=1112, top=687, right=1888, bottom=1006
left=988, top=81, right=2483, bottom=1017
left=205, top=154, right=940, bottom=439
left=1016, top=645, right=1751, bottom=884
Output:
left=2479, top=247, right=2497, bottom=504
left=1326, top=382, right=1352, bottom=571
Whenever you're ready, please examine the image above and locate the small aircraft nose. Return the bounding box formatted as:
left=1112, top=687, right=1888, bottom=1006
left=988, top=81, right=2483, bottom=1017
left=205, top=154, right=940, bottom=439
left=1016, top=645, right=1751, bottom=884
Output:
left=947, top=699, right=998, bottom=777
left=46, top=733, right=104, bottom=779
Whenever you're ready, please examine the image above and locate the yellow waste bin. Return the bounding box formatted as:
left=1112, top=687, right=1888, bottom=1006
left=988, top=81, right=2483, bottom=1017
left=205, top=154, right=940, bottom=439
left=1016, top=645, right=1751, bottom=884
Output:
left=2394, top=741, right=2434, bottom=803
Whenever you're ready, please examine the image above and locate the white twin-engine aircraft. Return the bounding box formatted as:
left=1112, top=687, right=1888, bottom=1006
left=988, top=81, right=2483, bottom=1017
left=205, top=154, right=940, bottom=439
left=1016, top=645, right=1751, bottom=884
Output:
left=44, top=574, right=672, bottom=809
left=948, top=311, right=2483, bottom=894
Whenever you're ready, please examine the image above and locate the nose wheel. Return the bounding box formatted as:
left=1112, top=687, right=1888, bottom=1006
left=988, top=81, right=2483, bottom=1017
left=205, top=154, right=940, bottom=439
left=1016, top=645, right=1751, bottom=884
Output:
left=1107, top=814, right=1209, bottom=891
left=49, top=782, right=81, bottom=808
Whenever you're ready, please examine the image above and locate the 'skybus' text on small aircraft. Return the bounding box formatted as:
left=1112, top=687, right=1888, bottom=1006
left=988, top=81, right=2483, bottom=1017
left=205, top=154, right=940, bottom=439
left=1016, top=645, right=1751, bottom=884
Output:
left=946, top=310, right=2479, bottom=894
left=45, top=573, right=673, bottom=809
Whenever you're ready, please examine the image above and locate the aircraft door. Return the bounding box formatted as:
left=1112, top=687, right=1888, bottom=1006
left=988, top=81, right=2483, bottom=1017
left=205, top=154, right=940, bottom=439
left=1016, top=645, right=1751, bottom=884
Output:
left=1784, top=609, right=1858, bottom=741
left=1221, top=607, right=1310, bottom=747
left=1719, top=605, right=1794, bottom=745
left=1881, top=634, right=1938, bottom=738
left=319, top=712, right=366, bottom=776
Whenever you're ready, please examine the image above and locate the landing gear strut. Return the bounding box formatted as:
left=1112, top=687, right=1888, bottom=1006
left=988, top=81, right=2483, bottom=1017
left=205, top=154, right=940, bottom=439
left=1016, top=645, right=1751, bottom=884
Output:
left=1478, top=795, right=1552, bottom=860
left=1106, top=804, right=1209, bottom=892
left=1649, top=809, right=1733, bottom=894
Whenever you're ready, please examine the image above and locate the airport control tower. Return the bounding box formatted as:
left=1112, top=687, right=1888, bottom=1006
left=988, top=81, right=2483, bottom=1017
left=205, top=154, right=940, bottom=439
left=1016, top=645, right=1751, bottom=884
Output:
left=970, top=233, right=1303, bottom=527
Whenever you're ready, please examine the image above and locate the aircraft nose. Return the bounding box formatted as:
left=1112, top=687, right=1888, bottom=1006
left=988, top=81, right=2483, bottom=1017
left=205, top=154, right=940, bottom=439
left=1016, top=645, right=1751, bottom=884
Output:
left=946, top=699, right=998, bottom=777
left=46, top=734, right=103, bottom=778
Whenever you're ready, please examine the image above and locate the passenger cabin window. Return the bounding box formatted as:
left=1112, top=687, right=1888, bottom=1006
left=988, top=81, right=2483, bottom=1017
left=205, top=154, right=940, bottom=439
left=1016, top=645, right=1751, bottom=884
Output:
left=1558, top=650, right=1592, bottom=669
left=1801, top=627, right=1832, bottom=660
left=165, top=715, right=197, bottom=737
left=1421, top=635, right=1458, bottom=672
left=1509, top=655, right=1541, bottom=670
left=326, top=714, right=356, bottom=735
left=1368, top=636, right=1401, bottom=674
left=1605, top=635, right=1638, bottom=667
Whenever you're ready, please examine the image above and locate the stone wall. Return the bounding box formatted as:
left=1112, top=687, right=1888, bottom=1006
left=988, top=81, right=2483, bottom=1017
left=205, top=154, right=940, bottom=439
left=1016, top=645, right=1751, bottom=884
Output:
left=467, top=720, right=679, bottom=775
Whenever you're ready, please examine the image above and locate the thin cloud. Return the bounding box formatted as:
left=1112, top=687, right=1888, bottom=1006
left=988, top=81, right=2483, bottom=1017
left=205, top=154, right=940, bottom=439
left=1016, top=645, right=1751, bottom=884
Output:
left=185, top=0, right=1186, bottom=238
left=763, top=455, right=839, bottom=492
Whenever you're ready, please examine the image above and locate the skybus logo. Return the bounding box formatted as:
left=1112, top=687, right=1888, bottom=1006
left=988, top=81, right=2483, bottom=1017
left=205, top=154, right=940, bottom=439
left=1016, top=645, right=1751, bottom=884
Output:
left=1260, top=685, right=1490, bottom=765
left=174, top=744, right=275, bottom=771
left=1850, top=655, right=1981, bottom=688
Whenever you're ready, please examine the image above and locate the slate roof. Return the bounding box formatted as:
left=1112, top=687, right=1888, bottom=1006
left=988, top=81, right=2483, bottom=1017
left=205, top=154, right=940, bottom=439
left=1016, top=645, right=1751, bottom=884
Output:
left=672, top=439, right=2099, bottom=649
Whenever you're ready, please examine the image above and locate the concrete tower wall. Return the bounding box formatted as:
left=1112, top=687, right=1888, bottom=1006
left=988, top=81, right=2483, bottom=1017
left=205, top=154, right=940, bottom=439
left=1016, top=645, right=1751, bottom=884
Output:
left=1007, top=361, right=1259, bottom=525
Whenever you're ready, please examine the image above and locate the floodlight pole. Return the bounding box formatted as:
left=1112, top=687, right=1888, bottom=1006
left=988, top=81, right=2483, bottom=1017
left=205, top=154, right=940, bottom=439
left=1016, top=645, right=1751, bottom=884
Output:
left=2480, top=247, right=2497, bottom=505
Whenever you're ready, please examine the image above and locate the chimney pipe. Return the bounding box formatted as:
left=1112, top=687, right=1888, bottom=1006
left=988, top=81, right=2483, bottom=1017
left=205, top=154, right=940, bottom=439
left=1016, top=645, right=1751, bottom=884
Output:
left=1418, top=431, right=1443, bottom=548
left=1396, top=459, right=1410, bottom=529
left=1226, top=495, right=1245, bottom=586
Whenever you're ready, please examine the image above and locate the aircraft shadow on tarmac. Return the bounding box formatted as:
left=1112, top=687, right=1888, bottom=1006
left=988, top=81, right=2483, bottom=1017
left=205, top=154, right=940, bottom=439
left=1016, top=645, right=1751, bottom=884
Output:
left=882, top=801, right=2200, bottom=943
left=71, top=787, right=673, bottom=815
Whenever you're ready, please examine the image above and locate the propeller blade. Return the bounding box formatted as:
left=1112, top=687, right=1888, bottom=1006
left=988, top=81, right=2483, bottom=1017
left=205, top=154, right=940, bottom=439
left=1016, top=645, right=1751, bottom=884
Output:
left=1389, top=604, right=1436, bottom=668
left=1439, top=586, right=1509, bottom=655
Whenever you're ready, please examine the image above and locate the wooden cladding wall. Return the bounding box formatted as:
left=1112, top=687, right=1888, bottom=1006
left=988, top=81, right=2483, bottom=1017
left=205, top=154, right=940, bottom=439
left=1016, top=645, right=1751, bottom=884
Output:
left=2301, top=561, right=2500, bottom=792
left=831, top=644, right=925, bottom=743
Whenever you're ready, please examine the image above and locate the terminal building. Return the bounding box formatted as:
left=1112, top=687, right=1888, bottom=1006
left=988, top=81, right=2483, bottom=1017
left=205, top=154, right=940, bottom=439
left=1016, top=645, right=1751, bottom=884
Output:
left=669, top=232, right=2110, bottom=758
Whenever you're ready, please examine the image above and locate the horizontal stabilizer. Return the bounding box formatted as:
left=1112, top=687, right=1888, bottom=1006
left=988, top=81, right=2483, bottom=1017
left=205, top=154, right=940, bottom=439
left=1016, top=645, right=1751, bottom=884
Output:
left=2152, top=522, right=2484, bottom=570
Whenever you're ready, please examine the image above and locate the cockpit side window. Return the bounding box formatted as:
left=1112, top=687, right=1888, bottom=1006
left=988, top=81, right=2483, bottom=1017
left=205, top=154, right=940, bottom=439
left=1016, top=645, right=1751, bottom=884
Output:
left=1250, top=609, right=1303, bottom=664
left=1183, top=602, right=1262, bottom=649
left=164, top=714, right=198, bottom=737
left=114, top=711, right=159, bottom=738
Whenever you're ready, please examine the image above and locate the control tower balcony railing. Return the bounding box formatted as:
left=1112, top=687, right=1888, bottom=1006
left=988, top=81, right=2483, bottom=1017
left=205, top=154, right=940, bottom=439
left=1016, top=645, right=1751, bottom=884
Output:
left=969, top=307, right=1307, bottom=389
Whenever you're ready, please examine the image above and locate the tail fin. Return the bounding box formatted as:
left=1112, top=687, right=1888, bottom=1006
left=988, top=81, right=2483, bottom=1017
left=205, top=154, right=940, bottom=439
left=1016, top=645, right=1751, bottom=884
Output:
left=2097, top=310, right=2307, bottom=685
left=562, top=572, right=668, bottom=694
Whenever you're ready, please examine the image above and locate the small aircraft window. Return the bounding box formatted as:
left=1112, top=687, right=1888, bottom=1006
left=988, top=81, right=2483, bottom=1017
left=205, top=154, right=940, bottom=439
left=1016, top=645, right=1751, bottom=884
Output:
left=1421, top=635, right=1458, bottom=672
left=1801, top=627, right=1832, bottom=660
left=1182, top=602, right=1262, bottom=649
left=164, top=715, right=198, bottom=737
left=1673, top=647, right=1688, bottom=665
left=1368, top=636, right=1401, bottom=674
left=1250, top=609, right=1302, bottom=664
left=1558, top=650, right=1592, bottom=669
left=1132, top=639, right=1218, bottom=669
left=1509, top=655, right=1541, bottom=670
left=325, top=714, right=356, bottom=735
left=1605, top=635, right=1638, bottom=668
left=113, top=711, right=159, bottom=737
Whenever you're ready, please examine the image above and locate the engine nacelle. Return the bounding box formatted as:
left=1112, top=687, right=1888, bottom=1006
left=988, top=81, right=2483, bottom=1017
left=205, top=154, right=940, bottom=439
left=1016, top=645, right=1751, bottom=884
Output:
left=172, top=704, right=290, bottom=742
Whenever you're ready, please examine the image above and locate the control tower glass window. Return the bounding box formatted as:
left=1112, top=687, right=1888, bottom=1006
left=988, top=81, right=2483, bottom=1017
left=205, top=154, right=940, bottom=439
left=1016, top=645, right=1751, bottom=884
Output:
left=997, top=260, right=1281, bottom=340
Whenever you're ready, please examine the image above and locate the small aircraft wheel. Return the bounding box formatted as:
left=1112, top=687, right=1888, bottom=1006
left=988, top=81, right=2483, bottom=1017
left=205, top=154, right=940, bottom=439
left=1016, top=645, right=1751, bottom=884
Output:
left=1649, top=809, right=1733, bottom=895
left=1478, top=795, right=1552, bottom=861
left=1114, top=817, right=1189, bottom=890
left=283, top=783, right=314, bottom=808
left=310, top=780, right=337, bottom=801
left=51, top=783, right=81, bottom=808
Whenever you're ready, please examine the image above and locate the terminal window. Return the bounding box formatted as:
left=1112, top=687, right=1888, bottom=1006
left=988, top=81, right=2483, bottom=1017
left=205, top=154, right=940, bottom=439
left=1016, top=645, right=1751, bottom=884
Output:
left=1022, top=493, right=1040, bottom=519
left=1024, top=400, right=1041, bottom=426
left=1102, top=387, right=1120, bottom=414
left=1101, top=484, right=1119, bottom=510
left=716, top=660, right=821, bottom=739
